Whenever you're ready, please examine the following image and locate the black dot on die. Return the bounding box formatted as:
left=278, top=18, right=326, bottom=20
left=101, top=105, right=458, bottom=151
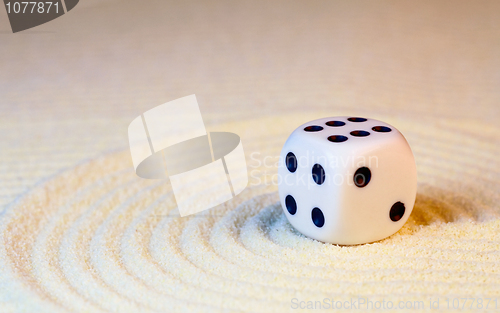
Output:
left=354, top=167, right=371, bottom=187
left=304, top=125, right=323, bottom=132
left=350, top=130, right=370, bottom=137
left=348, top=117, right=367, bottom=122
left=372, top=126, right=392, bottom=133
left=326, top=120, right=345, bottom=127
left=328, top=135, right=348, bottom=143
left=311, top=164, right=325, bottom=185
left=285, top=195, right=297, bottom=215
left=285, top=152, right=297, bottom=173
left=311, top=207, right=325, bottom=227
left=390, top=201, right=406, bottom=221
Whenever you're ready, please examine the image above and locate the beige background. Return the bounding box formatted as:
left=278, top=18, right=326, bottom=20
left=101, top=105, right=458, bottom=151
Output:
left=1, top=1, right=499, bottom=312
left=1, top=0, right=499, bottom=206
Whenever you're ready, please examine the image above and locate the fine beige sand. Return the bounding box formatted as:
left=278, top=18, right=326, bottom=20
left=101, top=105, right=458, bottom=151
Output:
left=1, top=1, right=499, bottom=312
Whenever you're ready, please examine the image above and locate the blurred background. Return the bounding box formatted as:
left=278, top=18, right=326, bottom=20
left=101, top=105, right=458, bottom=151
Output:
left=2, top=0, right=499, bottom=203
left=1, top=0, right=499, bottom=207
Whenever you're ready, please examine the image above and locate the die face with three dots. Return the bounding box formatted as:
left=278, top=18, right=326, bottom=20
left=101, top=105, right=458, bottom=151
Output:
left=278, top=116, right=417, bottom=245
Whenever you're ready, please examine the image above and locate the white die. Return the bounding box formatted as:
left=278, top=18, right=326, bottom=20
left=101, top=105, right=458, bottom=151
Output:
left=278, top=116, right=417, bottom=245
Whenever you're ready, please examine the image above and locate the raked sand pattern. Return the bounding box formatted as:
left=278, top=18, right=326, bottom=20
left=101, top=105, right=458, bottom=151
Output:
left=1, top=113, right=499, bottom=312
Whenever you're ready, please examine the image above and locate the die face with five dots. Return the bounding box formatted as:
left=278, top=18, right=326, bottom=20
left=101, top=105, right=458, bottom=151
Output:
left=278, top=116, right=417, bottom=245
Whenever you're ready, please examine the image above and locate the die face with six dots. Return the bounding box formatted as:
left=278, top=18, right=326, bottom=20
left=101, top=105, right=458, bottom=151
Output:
left=278, top=116, right=417, bottom=245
